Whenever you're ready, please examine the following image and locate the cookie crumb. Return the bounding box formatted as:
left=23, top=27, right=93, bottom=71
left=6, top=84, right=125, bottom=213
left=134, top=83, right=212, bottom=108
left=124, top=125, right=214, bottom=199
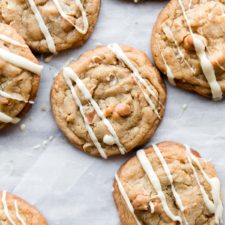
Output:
left=32, top=144, right=41, bottom=150
left=20, top=124, right=26, bottom=132
left=41, top=105, right=47, bottom=112
left=43, top=54, right=54, bottom=63
left=182, top=104, right=188, bottom=110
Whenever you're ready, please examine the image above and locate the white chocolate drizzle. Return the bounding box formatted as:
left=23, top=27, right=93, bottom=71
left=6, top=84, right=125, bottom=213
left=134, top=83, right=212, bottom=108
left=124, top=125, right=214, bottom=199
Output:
left=52, top=0, right=88, bottom=34
left=63, top=68, right=107, bottom=159
left=14, top=200, right=26, bottom=225
left=2, top=191, right=26, bottom=225
left=160, top=52, right=176, bottom=86
left=177, top=0, right=222, bottom=100
left=0, top=34, right=27, bottom=48
left=107, top=43, right=160, bottom=118
left=0, top=90, right=31, bottom=104
left=63, top=67, right=126, bottom=156
left=115, top=174, right=142, bottom=225
left=27, top=0, right=56, bottom=53
left=162, top=25, right=195, bottom=74
left=0, top=112, right=20, bottom=124
left=185, top=145, right=223, bottom=224
left=152, top=144, right=188, bottom=225
left=0, top=48, right=43, bottom=75
left=136, top=149, right=181, bottom=223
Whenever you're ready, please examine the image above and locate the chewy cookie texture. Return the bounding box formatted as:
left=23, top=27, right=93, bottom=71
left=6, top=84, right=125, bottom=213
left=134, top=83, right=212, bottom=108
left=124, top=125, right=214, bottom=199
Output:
left=0, top=23, right=42, bottom=129
left=0, top=0, right=101, bottom=53
left=0, top=191, right=48, bottom=225
left=152, top=0, right=225, bottom=100
left=51, top=44, right=166, bottom=158
left=113, top=142, right=223, bottom=225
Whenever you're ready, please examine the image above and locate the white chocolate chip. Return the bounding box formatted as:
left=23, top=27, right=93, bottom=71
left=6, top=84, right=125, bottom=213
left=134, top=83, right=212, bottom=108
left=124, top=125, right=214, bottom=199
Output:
left=103, top=134, right=116, bottom=145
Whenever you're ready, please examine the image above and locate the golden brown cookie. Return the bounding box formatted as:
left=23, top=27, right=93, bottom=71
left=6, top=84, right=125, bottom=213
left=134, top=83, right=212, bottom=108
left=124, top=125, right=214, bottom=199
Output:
left=0, top=0, right=101, bottom=53
left=0, top=23, right=42, bottom=129
left=113, top=142, right=223, bottom=225
left=0, top=191, right=48, bottom=224
left=152, top=0, right=225, bottom=100
left=51, top=44, right=166, bottom=158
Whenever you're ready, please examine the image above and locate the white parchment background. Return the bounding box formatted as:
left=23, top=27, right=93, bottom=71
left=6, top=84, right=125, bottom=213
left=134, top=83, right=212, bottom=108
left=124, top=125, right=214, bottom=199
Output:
left=0, top=0, right=224, bottom=224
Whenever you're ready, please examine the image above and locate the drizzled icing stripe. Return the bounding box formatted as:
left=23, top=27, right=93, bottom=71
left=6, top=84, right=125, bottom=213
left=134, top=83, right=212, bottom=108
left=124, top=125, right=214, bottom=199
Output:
left=63, top=67, right=126, bottom=156
left=0, top=34, right=27, bottom=48
left=0, top=112, right=20, bottom=124
left=0, top=90, right=32, bottom=104
left=177, top=0, right=222, bottom=100
left=136, top=149, right=181, bottom=223
left=27, top=0, right=56, bottom=53
left=152, top=144, right=188, bottom=225
left=0, top=48, right=43, bottom=75
left=162, top=25, right=195, bottom=74
left=63, top=69, right=107, bottom=159
left=1, top=191, right=27, bottom=225
left=107, top=43, right=161, bottom=118
left=52, top=0, right=88, bottom=34
left=185, top=145, right=223, bottom=224
left=160, top=52, right=176, bottom=86
left=2, top=191, right=17, bottom=225
left=115, top=174, right=142, bottom=225
left=14, top=201, right=26, bottom=225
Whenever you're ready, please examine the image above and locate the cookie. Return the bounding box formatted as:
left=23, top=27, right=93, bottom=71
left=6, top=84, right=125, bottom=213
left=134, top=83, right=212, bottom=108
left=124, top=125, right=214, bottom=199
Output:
left=113, top=142, right=223, bottom=225
left=0, top=191, right=48, bottom=224
left=0, top=23, right=42, bottom=129
left=0, top=0, right=100, bottom=53
left=152, top=0, right=225, bottom=100
left=51, top=44, right=166, bottom=158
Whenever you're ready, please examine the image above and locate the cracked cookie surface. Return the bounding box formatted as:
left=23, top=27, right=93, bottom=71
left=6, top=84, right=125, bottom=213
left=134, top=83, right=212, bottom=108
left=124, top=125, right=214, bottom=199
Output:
left=0, top=191, right=48, bottom=225
left=0, top=23, right=41, bottom=129
left=113, top=142, right=223, bottom=225
left=51, top=45, right=166, bottom=158
left=0, top=0, right=100, bottom=53
left=152, top=0, right=225, bottom=100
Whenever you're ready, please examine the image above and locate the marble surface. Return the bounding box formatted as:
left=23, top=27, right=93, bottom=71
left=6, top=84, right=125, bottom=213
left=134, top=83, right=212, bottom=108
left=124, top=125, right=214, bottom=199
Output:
left=0, top=0, right=224, bottom=224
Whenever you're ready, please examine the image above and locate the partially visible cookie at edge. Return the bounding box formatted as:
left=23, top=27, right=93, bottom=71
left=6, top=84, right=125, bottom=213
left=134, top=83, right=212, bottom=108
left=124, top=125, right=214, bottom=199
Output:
left=0, top=0, right=101, bottom=53
left=51, top=44, right=166, bottom=158
left=152, top=0, right=225, bottom=100
left=0, top=191, right=48, bottom=225
left=113, top=141, right=223, bottom=225
left=0, top=23, right=42, bottom=129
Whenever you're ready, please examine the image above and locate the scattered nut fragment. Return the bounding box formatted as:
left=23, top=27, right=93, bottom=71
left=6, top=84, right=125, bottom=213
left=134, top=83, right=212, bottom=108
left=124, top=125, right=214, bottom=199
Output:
left=0, top=97, right=9, bottom=105
left=183, top=34, right=207, bottom=51
left=104, top=104, right=115, bottom=117
left=85, top=111, right=96, bottom=124
left=132, top=194, right=150, bottom=210
left=115, top=103, right=131, bottom=117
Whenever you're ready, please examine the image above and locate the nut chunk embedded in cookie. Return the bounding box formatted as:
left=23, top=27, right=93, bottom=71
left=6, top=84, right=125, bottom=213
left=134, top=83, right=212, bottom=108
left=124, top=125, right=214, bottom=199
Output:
left=51, top=44, right=166, bottom=158
left=113, top=142, right=223, bottom=225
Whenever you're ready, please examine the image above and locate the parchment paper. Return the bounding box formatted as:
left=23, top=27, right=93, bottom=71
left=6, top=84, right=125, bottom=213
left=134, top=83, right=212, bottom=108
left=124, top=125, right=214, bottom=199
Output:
left=0, top=0, right=224, bottom=224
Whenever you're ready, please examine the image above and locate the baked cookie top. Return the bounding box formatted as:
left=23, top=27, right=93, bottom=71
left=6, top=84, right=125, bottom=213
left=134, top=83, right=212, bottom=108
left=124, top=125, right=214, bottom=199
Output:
left=51, top=44, right=166, bottom=158
left=0, top=0, right=100, bottom=53
left=0, top=23, right=42, bottom=129
left=113, top=142, right=223, bottom=225
left=152, top=0, right=225, bottom=100
left=0, top=191, right=48, bottom=225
